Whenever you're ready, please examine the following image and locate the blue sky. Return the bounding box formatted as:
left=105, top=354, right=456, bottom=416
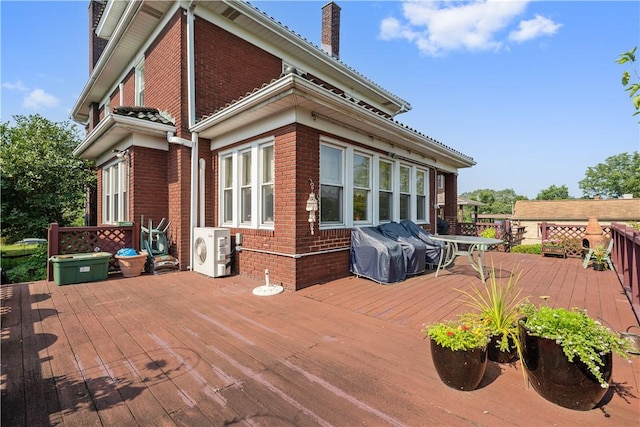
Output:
left=2, top=1, right=639, bottom=199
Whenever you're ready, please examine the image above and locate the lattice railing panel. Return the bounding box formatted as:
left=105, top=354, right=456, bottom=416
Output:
left=541, top=223, right=611, bottom=258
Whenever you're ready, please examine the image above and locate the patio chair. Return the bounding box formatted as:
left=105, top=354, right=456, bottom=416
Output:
left=582, top=238, right=614, bottom=270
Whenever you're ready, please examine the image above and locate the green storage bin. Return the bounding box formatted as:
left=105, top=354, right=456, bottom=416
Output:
left=49, top=252, right=112, bottom=285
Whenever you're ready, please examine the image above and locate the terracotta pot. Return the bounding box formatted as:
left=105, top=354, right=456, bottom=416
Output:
left=430, top=338, right=487, bottom=391
left=519, top=322, right=612, bottom=410
left=115, top=252, right=148, bottom=277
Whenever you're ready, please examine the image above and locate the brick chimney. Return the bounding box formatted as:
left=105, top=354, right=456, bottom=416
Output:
left=321, top=2, right=341, bottom=59
left=89, top=0, right=108, bottom=72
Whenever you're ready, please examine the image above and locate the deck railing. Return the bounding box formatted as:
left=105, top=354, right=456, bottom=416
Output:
left=47, top=223, right=140, bottom=281
left=610, top=222, right=640, bottom=320
left=455, top=220, right=525, bottom=251
left=540, top=221, right=611, bottom=258
left=539, top=221, right=639, bottom=321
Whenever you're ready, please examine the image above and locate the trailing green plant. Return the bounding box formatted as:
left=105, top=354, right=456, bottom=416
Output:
left=423, top=313, right=490, bottom=351
left=519, top=304, right=633, bottom=388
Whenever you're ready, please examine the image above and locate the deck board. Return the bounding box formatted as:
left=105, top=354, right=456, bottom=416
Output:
left=2, top=252, right=639, bottom=426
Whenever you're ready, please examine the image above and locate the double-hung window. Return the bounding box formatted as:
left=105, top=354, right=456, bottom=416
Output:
left=222, top=155, right=234, bottom=223
left=352, top=153, right=371, bottom=222
left=135, top=60, right=145, bottom=106
left=102, top=160, right=128, bottom=224
left=399, top=165, right=411, bottom=221
left=378, top=160, right=393, bottom=222
left=261, top=145, right=274, bottom=224
left=240, top=150, right=252, bottom=224
left=219, top=139, right=274, bottom=229
left=320, top=144, right=344, bottom=224
left=416, top=169, right=427, bottom=222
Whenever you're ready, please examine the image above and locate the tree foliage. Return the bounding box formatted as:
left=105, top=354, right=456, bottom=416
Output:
left=0, top=115, right=95, bottom=242
left=578, top=152, right=640, bottom=199
left=616, top=47, right=640, bottom=118
left=460, top=188, right=528, bottom=215
left=536, top=185, right=570, bottom=200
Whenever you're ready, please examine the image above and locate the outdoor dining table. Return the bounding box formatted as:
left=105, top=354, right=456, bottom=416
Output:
left=430, top=235, right=504, bottom=282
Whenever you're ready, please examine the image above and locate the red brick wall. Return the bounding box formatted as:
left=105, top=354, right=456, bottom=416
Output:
left=145, top=10, right=187, bottom=134
left=193, top=16, right=282, bottom=120
left=121, top=70, right=135, bottom=107
left=443, top=172, right=458, bottom=233
left=129, top=146, right=169, bottom=225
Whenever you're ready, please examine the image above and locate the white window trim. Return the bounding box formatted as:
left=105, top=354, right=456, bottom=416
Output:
left=319, top=137, right=433, bottom=229
left=218, top=138, right=275, bottom=230
left=102, top=159, right=129, bottom=224
left=135, top=59, right=145, bottom=106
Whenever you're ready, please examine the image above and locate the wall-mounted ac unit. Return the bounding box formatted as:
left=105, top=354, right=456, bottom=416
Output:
left=192, top=227, right=231, bottom=278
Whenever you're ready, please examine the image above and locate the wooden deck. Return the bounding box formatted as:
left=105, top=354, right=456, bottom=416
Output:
left=2, top=252, right=639, bottom=426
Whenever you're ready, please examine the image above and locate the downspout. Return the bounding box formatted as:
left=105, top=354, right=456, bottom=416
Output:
left=187, top=1, right=197, bottom=271
left=199, top=158, right=206, bottom=227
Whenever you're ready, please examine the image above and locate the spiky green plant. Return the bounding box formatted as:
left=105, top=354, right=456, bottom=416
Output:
left=456, top=265, right=527, bottom=353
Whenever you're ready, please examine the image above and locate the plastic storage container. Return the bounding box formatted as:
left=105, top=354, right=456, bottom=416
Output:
left=49, top=252, right=112, bottom=285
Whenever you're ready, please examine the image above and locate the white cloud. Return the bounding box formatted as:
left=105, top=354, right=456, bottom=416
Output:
left=379, top=0, right=560, bottom=56
left=23, top=88, right=60, bottom=110
left=509, top=14, right=562, bottom=43
left=2, top=80, right=29, bottom=91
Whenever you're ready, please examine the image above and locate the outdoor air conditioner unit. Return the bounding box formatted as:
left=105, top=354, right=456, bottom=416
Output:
left=192, top=227, right=231, bottom=278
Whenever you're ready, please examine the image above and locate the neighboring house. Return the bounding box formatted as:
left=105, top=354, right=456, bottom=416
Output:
left=71, top=0, right=475, bottom=290
left=512, top=198, right=640, bottom=245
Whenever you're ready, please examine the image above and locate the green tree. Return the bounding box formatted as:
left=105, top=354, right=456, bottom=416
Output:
left=616, top=47, right=640, bottom=118
left=460, top=188, right=528, bottom=215
left=0, top=115, right=95, bottom=242
left=536, top=185, right=570, bottom=200
left=578, top=152, right=640, bottom=199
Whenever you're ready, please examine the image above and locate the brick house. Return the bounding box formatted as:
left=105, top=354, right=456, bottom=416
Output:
left=71, top=0, right=475, bottom=290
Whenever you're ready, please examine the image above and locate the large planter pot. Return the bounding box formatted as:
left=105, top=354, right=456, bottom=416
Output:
left=488, top=334, right=518, bottom=363
left=430, top=338, right=487, bottom=391
left=518, top=322, right=612, bottom=410
left=115, top=252, right=148, bottom=278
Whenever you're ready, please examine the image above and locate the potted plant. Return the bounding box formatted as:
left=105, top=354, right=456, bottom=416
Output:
left=591, top=243, right=607, bottom=271
left=423, top=313, right=490, bottom=391
left=518, top=304, right=633, bottom=410
left=541, top=238, right=565, bottom=258
left=456, top=266, right=527, bottom=364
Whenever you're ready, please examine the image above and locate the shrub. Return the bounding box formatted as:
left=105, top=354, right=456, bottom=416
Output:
left=511, top=244, right=541, bottom=255
left=480, top=228, right=497, bottom=239
left=5, top=243, right=47, bottom=283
